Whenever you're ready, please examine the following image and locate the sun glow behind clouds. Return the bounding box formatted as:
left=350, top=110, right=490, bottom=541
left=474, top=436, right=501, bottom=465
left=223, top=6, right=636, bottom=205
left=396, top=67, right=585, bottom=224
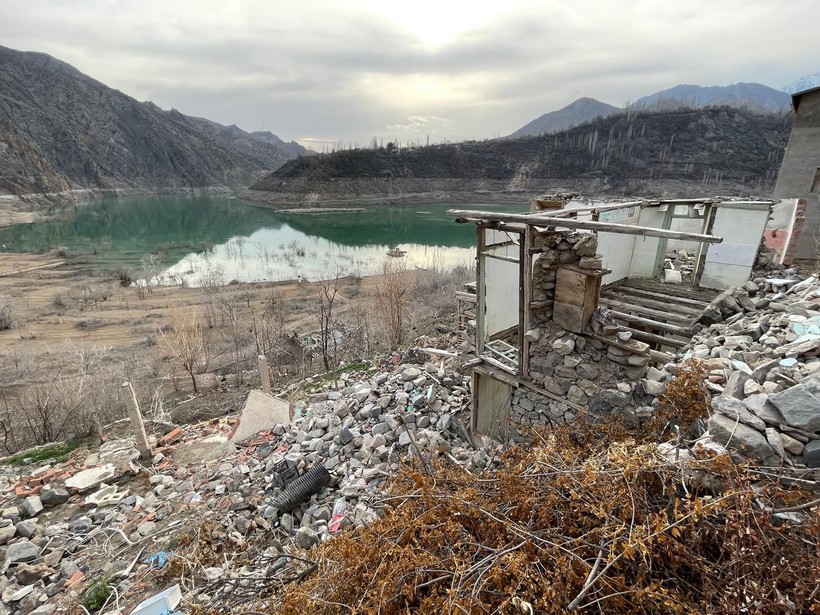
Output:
left=341, top=0, right=534, bottom=47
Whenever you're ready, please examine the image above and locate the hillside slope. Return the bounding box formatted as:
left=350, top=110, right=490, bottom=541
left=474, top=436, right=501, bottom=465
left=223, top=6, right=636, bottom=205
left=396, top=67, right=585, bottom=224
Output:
left=247, top=107, right=790, bottom=205
left=507, top=97, right=621, bottom=138
left=0, top=45, right=308, bottom=200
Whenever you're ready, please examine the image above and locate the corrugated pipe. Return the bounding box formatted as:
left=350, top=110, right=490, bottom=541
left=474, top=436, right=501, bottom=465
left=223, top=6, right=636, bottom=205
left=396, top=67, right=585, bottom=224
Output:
left=271, top=465, right=331, bottom=512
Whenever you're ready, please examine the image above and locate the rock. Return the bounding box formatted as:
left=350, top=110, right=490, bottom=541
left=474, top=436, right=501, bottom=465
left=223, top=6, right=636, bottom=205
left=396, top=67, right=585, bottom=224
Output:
left=401, top=367, right=421, bottom=381
left=68, top=516, right=94, bottom=533
left=708, top=414, right=778, bottom=465
left=803, top=440, right=820, bottom=468
left=14, top=521, right=37, bottom=539
left=742, top=394, right=784, bottom=425
left=16, top=562, right=53, bottom=585
left=0, top=524, right=16, bottom=545
left=765, top=428, right=787, bottom=460
left=779, top=432, right=804, bottom=455
left=551, top=338, right=575, bottom=356
left=138, top=521, right=156, bottom=537
left=711, top=395, right=765, bottom=432
left=30, top=605, right=57, bottom=615
left=722, top=370, right=751, bottom=399
left=4, top=540, right=41, bottom=565
left=295, top=526, right=320, bottom=549
left=20, top=496, right=42, bottom=518
left=768, top=385, right=820, bottom=432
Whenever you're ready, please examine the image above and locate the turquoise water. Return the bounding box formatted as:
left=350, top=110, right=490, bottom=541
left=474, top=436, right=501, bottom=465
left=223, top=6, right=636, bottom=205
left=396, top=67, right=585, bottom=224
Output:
left=0, top=196, right=523, bottom=284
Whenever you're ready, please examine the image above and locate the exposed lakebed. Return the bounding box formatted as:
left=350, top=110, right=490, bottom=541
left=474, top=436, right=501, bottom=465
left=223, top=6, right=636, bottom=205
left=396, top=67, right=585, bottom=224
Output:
left=0, top=196, right=522, bottom=284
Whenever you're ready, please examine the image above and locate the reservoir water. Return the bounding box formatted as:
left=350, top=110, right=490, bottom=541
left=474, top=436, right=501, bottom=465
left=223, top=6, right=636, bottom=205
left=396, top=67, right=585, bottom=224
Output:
left=0, top=196, right=523, bottom=284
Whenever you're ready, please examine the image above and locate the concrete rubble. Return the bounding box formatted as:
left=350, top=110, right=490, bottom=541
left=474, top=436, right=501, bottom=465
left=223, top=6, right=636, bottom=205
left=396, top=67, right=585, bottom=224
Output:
left=0, top=353, right=496, bottom=613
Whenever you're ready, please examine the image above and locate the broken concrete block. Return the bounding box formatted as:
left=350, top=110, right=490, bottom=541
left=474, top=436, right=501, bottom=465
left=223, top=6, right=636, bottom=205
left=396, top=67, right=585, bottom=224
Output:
left=65, top=464, right=117, bottom=492
left=229, top=390, right=292, bottom=444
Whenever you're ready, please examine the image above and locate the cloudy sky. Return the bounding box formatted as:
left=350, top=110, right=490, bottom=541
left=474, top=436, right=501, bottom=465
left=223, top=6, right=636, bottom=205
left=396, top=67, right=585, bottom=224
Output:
left=1, top=0, right=817, bottom=149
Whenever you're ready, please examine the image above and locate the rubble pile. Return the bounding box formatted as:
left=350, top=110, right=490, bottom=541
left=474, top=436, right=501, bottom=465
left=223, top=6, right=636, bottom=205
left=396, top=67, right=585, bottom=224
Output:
left=659, top=274, right=820, bottom=467
left=0, top=359, right=496, bottom=613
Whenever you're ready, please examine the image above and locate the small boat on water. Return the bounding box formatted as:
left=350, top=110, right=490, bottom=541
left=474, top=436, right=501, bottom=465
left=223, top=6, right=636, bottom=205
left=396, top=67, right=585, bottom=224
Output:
left=386, top=247, right=407, bottom=257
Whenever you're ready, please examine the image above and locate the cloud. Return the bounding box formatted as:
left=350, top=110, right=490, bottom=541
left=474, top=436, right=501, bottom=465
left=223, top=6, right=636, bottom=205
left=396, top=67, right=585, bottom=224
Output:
left=0, top=0, right=817, bottom=146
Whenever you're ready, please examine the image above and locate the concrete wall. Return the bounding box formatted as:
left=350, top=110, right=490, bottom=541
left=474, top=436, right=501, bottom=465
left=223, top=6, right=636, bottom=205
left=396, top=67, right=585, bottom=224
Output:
left=773, top=90, right=820, bottom=259
left=700, top=203, right=770, bottom=289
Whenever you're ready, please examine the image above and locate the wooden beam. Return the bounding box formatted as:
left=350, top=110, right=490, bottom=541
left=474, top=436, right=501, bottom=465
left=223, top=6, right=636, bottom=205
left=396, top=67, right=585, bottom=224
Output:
left=448, top=209, right=724, bottom=243
left=619, top=326, right=687, bottom=348
left=543, top=200, right=645, bottom=218
left=601, top=290, right=703, bottom=316
left=607, top=310, right=694, bottom=336
left=615, top=285, right=710, bottom=308
left=599, top=297, right=692, bottom=325
left=481, top=252, right=519, bottom=264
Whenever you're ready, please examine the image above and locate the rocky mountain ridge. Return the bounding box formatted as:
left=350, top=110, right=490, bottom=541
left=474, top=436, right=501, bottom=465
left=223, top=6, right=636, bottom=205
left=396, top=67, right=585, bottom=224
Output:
left=247, top=107, right=790, bottom=206
left=0, top=45, right=309, bottom=203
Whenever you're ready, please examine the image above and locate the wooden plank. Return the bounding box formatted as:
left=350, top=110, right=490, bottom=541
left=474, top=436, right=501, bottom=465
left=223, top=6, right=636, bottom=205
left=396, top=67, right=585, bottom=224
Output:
left=619, top=326, right=687, bottom=348
left=455, top=291, right=477, bottom=302
left=600, top=290, right=703, bottom=317
left=607, top=310, right=694, bottom=336
left=599, top=297, right=692, bottom=324
left=553, top=301, right=587, bottom=333
left=448, top=209, right=724, bottom=243
left=586, top=333, right=650, bottom=355
left=615, top=285, right=710, bottom=308
left=522, top=226, right=533, bottom=379
left=555, top=269, right=588, bottom=307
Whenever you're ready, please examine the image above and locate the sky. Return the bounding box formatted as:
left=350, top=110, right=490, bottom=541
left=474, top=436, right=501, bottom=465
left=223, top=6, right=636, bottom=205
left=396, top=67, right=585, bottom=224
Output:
left=1, top=0, right=818, bottom=150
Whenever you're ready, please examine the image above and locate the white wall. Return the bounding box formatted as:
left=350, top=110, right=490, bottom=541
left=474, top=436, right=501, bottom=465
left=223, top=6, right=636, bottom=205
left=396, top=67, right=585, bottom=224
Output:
left=597, top=206, right=639, bottom=285
left=700, top=203, right=770, bottom=289
left=629, top=207, right=666, bottom=278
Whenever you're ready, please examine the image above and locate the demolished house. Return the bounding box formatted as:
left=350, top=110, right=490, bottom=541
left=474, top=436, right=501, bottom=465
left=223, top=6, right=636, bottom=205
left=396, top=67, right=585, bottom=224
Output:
left=448, top=195, right=806, bottom=438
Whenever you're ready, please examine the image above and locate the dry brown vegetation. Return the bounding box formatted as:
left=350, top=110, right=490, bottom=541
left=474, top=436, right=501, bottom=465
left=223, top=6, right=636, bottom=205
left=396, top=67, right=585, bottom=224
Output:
left=0, top=253, right=472, bottom=453
left=265, top=424, right=819, bottom=614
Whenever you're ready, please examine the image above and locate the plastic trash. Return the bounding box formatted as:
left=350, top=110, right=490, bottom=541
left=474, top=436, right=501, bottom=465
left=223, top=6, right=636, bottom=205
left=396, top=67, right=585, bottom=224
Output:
left=145, top=551, right=172, bottom=570
left=329, top=499, right=346, bottom=533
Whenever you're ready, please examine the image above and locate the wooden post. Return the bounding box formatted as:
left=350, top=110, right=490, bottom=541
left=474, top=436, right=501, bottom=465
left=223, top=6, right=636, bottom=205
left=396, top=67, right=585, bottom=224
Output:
left=123, top=383, right=151, bottom=461
left=259, top=355, right=272, bottom=395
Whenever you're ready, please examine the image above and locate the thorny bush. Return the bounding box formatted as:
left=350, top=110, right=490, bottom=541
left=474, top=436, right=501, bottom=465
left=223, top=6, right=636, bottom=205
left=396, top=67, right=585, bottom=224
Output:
left=260, top=424, right=818, bottom=614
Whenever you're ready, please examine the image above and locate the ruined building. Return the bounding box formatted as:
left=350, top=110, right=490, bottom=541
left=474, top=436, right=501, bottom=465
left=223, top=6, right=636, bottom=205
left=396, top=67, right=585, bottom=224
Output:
left=449, top=196, right=797, bottom=437
left=773, top=85, right=820, bottom=260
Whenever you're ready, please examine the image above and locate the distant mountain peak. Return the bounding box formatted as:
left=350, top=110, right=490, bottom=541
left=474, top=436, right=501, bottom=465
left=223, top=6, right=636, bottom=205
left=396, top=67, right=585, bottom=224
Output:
left=507, top=97, right=620, bottom=138
left=785, top=72, right=820, bottom=94
left=629, top=82, right=789, bottom=113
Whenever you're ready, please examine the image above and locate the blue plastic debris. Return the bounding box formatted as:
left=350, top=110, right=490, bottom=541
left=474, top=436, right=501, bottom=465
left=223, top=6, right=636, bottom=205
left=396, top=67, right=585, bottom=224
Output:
left=145, top=551, right=172, bottom=570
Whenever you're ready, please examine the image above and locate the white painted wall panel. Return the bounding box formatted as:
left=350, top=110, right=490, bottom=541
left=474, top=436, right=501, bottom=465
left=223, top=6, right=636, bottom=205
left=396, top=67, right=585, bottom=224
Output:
left=629, top=208, right=666, bottom=278
left=700, top=204, right=769, bottom=289
left=484, top=256, right=520, bottom=339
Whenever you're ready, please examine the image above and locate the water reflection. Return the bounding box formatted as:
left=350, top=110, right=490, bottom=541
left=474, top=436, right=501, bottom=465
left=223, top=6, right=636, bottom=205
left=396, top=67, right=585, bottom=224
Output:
left=0, top=196, right=525, bottom=283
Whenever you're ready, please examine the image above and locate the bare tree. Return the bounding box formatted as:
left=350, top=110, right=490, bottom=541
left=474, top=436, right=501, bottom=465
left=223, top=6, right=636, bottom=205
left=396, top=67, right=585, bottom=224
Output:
left=160, top=306, right=210, bottom=393
left=374, top=257, right=414, bottom=351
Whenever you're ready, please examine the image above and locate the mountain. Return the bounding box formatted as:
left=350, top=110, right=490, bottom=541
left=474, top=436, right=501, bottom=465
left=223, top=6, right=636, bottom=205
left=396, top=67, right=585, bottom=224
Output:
left=784, top=73, right=820, bottom=94
left=0, top=45, right=309, bottom=200
left=507, top=97, right=621, bottom=138
left=247, top=107, right=790, bottom=206
left=146, top=105, right=310, bottom=172
left=629, top=83, right=790, bottom=114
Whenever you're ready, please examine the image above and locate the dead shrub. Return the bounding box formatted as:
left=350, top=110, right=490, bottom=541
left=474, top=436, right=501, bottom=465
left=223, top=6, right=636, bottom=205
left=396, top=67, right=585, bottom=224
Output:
left=264, top=427, right=818, bottom=614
